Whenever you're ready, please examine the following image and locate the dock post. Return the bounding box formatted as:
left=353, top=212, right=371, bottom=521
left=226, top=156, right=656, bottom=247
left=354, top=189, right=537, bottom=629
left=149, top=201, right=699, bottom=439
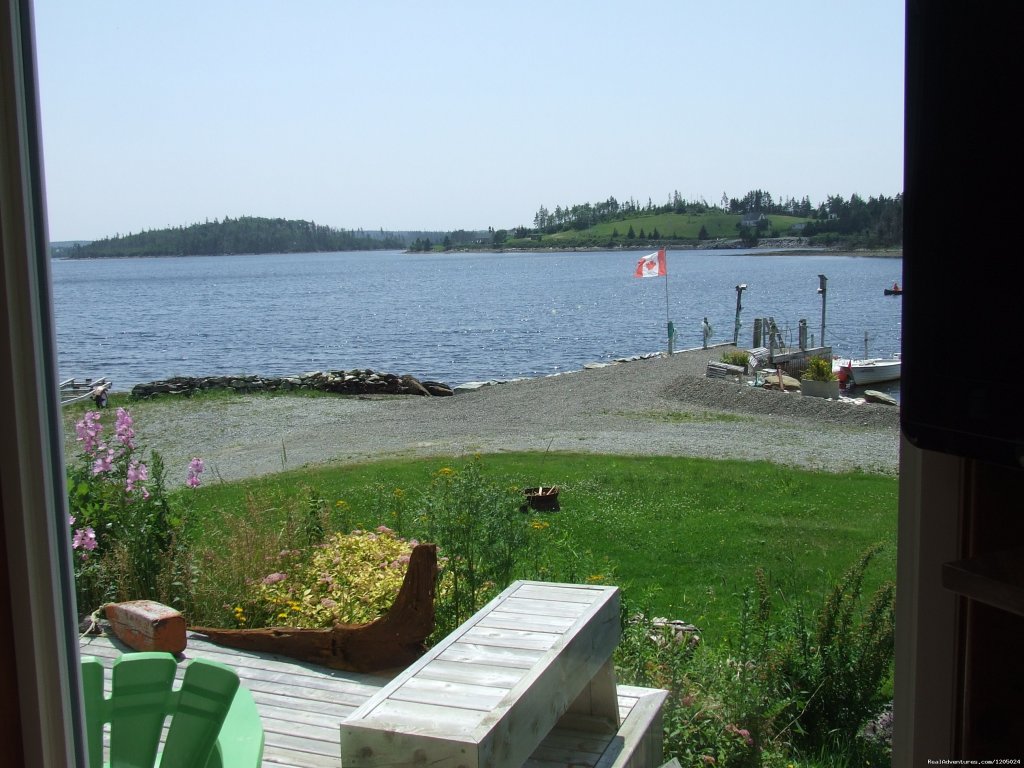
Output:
left=733, top=283, right=747, bottom=345
left=753, top=318, right=762, bottom=348
left=817, top=274, right=828, bottom=346
left=799, top=319, right=807, bottom=350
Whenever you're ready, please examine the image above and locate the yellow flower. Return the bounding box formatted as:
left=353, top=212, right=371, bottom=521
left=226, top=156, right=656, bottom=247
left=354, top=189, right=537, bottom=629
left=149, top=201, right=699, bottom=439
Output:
left=436, top=467, right=455, bottom=477
left=335, top=500, right=349, bottom=508
left=393, top=488, right=405, bottom=498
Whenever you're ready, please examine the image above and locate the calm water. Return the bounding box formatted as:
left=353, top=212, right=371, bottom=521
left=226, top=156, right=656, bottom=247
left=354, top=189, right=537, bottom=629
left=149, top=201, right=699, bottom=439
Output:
left=50, top=249, right=902, bottom=389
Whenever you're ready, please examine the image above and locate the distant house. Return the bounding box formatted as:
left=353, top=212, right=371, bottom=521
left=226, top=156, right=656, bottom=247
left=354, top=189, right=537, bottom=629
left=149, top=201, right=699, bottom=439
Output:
left=741, top=211, right=768, bottom=228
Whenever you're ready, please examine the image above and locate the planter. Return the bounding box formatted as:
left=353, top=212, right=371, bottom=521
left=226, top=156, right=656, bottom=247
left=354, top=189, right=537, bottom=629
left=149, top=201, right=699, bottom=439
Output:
left=800, top=378, right=841, bottom=399
left=524, top=486, right=560, bottom=511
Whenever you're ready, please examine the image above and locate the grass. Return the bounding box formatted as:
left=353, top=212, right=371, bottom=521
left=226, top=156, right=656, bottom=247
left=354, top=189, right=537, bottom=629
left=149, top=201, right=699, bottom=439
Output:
left=613, top=409, right=752, bottom=424
left=177, top=451, right=897, bottom=641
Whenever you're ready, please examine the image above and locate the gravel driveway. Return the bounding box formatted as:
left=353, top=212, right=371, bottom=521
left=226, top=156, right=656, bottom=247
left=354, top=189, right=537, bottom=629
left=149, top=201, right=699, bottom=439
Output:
left=73, top=348, right=900, bottom=483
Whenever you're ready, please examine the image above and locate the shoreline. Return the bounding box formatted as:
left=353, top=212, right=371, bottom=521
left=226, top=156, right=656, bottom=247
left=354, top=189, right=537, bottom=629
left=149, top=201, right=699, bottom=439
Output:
left=67, top=348, right=900, bottom=484
left=55, top=244, right=903, bottom=261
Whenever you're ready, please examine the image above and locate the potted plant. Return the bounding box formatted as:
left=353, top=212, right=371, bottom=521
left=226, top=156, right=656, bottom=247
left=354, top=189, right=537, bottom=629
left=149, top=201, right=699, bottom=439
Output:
left=800, top=356, right=841, bottom=399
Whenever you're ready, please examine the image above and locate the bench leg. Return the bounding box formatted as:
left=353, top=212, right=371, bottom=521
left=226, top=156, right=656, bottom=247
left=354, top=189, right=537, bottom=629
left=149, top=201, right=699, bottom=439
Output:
left=560, top=658, right=620, bottom=734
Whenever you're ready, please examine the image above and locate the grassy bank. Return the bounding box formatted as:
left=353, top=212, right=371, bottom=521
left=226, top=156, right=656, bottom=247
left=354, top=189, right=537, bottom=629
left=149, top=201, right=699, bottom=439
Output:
left=179, top=451, right=897, bottom=640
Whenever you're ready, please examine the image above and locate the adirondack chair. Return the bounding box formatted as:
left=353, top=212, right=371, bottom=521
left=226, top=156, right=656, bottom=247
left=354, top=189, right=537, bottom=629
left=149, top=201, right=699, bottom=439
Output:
left=81, top=652, right=264, bottom=768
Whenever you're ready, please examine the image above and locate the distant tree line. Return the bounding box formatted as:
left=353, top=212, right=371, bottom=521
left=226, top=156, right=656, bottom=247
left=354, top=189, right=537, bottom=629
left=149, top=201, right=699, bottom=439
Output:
left=528, top=189, right=902, bottom=248
left=66, top=216, right=405, bottom=258
left=531, top=191, right=711, bottom=233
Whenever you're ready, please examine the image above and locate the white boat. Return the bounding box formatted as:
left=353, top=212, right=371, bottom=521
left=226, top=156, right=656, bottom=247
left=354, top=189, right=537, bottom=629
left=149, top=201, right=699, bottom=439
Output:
left=842, top=357, right=901, bottom=386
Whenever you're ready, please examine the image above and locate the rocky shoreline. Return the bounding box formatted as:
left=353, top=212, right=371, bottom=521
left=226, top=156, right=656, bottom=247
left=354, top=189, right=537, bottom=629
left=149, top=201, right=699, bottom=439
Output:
left=130, top=370, right=455, bottom=399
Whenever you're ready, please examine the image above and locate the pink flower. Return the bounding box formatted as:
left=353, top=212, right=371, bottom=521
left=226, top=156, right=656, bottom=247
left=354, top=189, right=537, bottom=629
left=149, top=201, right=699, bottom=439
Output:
left=261, top=572, right=287, bottom=585
left=75, top=411, right=104, bottom=454
left=125, top=459, right=148, bottom=492
left=91, top=448, right=115, bottom=475
left=67, top=514, right=76, bottom=526
left=72, top=526, right=97, bottom=551
left=186, top=457, right=205, bottom=488
left=376, top=525, right=393, bottom=534
left=114, top=408, right=135, bottom=448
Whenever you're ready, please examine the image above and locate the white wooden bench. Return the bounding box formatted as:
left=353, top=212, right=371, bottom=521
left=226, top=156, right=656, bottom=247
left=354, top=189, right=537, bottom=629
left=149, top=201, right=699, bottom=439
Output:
left=340, top=581, right=623, bottom=768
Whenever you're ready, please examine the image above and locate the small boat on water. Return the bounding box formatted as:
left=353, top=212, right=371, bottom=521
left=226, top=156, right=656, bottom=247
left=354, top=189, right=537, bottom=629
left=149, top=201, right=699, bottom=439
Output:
left=839, top=356, right=902, bottom=386
left=884, top=281, right=902, bottom=296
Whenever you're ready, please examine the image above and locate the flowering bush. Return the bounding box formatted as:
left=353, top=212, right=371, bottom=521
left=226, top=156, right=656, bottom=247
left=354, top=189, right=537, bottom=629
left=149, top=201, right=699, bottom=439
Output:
left=234, top=527, right=414, bottom=628
left=67, top=408, right=203, bottom=612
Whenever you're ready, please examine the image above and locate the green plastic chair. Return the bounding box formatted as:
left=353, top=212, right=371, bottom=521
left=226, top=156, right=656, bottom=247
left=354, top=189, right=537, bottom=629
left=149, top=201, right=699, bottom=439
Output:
left=81, top=652, right=264, bottom=768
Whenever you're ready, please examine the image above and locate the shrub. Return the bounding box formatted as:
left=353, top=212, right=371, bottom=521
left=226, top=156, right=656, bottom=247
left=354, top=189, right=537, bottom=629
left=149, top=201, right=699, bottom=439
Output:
left=250, top=528, right=414, bottom=628
left=802, top=355, right=837, bottom=382
left=720, top=349, right=751, bottom=368
left=411, top=459, right=528, bottom=637
left=614, top=547, right=895, bottom=766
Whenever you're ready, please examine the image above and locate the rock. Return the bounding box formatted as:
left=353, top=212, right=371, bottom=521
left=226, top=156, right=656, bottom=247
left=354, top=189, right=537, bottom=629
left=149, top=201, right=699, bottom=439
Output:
left=422, top=381, right=455, bottom=396
left=454, top=381, right=493, bottom=393
left=129, top=368, right=454, bottom=400
left=400, top=374, right=431, bottom=396
left=864, top=389, right=898, bottom=406
left=761, top=372, right=800, bottom=390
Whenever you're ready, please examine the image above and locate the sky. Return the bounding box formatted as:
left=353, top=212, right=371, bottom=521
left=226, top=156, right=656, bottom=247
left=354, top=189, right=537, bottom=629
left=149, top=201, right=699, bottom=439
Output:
left=33, top=1, right=905, bottom=242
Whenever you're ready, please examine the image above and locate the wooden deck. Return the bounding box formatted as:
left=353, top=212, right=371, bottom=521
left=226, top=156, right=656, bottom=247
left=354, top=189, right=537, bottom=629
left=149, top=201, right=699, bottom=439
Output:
left=80, top=631, right=666, bottom=768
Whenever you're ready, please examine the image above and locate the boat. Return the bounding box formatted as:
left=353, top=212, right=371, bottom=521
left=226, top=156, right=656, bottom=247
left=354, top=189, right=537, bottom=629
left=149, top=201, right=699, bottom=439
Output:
left=841, top=356, right=902, bottom=386
left=884, top=281, right=903, bottom=296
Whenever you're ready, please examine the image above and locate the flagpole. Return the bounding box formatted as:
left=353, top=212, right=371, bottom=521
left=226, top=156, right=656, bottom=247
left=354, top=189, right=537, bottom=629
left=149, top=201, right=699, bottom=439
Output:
left=663, top=248, right=673, bottom=355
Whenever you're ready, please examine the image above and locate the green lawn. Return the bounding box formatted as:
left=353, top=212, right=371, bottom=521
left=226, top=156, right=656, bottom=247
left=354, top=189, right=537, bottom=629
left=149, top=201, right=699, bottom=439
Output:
left=181, top=451, right=897, bottom=641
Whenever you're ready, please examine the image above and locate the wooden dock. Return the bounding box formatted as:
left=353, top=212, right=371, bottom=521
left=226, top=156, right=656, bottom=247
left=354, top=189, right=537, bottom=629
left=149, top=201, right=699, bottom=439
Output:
left=59, top=376, right=110, bottom=407
left=80, top=630, right=666, bottom=768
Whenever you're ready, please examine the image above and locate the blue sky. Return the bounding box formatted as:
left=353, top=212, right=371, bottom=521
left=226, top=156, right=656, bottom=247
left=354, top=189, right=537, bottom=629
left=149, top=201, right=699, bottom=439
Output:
left=34, top=1, right=904, bottom=242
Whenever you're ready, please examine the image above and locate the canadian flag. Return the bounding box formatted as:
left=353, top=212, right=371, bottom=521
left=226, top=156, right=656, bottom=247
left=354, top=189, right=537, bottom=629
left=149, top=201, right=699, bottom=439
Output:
left=634, top=249, right=667, bottom=278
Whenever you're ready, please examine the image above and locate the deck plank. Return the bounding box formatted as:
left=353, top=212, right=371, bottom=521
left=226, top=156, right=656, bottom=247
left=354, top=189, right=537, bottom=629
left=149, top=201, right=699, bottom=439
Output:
left=80, top=600, right=665, bottom=768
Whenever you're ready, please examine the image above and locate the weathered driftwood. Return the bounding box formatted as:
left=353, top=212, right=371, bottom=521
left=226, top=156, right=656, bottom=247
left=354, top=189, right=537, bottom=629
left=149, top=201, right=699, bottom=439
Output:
left=191, top=543, right=437, bottom=673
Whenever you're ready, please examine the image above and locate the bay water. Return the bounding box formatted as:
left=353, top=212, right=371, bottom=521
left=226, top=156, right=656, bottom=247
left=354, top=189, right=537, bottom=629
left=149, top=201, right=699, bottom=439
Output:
left=50, top=249, right=902, bottom=390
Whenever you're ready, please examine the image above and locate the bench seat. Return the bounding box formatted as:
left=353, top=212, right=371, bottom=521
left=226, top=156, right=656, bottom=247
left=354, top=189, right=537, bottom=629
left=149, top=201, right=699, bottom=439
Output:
left=340, top=581, right=621, bottom=768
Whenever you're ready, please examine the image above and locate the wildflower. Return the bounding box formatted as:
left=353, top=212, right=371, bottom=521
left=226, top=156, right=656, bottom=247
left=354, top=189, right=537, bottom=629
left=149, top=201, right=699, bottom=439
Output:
left=91, top=448, right=115, bottom=475
left=436, top=467, right=455, bottom=477
left=725, top=723, right=754, bottom=747
left=67, top=514, right=76, bottom=526
left=72, top=526, right=97, bottom=552
left=335, top=499, right=349, bottom=509
left=114, top=407, right=135, bottom=448
left=261, top=572, right=287, bottom=585
left=186, top=457, right=204, bottom=488
left=125, top=459, right=148, bottom=492
left=75, top=411, right=104, bottom=454
left=392, top=488, right=405, bottom=498
left=376, top=525, right=393, bottom=535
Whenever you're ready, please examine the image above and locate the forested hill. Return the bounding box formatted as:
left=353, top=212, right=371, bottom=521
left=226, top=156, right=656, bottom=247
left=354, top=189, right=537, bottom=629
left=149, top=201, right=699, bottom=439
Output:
left=65, top=216, right=405, bottom=258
